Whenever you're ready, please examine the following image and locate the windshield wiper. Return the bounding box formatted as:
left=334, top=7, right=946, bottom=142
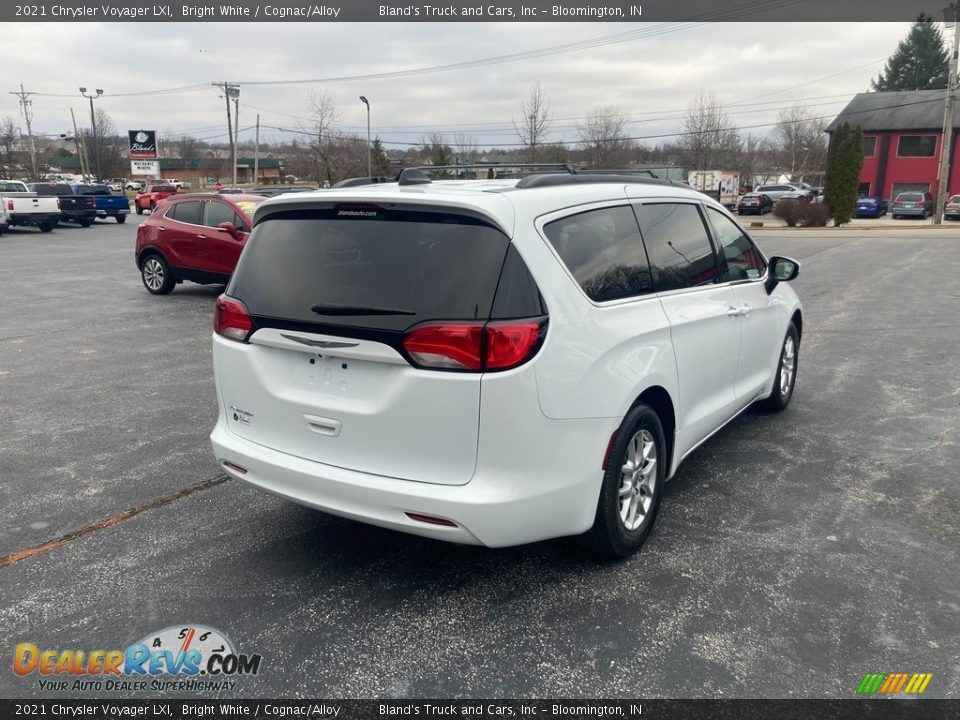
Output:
left=311, top=304, right=416, bottom=316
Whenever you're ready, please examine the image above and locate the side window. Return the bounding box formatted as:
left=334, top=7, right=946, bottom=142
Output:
left=706, top=208, right=767, bottom=282
left=203, top=200, right=238, bottom=229
left=168, top=201, right=202, bottom=225
left=634, top=203, right=720, bottom=291
left=543, top=205, right=652, bottom=302
left=490, top=245, right=545, bottom=319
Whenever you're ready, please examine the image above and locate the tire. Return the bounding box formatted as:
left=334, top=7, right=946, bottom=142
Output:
left=116, top=215, right=126, bottom=224
left=80, top=218, right=93, bottom=228
left=136, top=204, right=143, bottom=215
left=582, top=403, right=666, bottom=558
left=140, top=254, right=175, bottom=295
left=149, top=201, right=156, bottom=213
left=39, top=223, right=54, bottom=233
left=758, top=322, right=799, bottom=412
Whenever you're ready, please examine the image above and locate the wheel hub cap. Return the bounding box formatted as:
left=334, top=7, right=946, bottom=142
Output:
left=618, top=429, right=657, bottom=531
left=780, top=336, right=795, bottom=396
left=143, top=259, right=163, bottom=290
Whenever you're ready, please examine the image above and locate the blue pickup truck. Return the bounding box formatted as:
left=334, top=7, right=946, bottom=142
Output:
left=71, top=183, right=131, bottom=224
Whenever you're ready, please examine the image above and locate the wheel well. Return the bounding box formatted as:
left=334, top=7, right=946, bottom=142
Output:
left=137, top=249, right=163, bottom=268
left=631, top=386, right=676, bottom=475
left=791, top=309, right=803, bottom=340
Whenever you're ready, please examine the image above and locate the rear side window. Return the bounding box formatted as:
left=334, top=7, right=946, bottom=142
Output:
left=168, top=201, right=203, bottom=225
left=490, top=245, right=545, bottom=319
left=635, top=203, right=720, bottom=291
left=543, top=205, right=652, bottom=302
left=203, top=200, right=240, bottom=229
left=228, top=207, right=512, bottom=333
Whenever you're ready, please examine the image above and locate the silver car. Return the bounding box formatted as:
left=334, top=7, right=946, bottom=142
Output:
left=754, top=184, right=814, bottom=202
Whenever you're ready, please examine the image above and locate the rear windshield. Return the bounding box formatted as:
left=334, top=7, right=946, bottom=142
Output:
left=898, top=193, right=923, bottom=200
left=150, top=185, right=176, bottom=193
left=77, top=185, right=110, bottom=195
left=31, top=183, right=72, bottom=195
left=0, top=182, right=27, bottom=192
left=228, top=206, right=512, bottom=332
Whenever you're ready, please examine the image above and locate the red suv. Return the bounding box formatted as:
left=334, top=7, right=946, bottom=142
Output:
left=135, top=193, right=265, bottom=294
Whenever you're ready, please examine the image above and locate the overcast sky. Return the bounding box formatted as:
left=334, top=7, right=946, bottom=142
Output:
left=2, top=22, right=913, bottom=150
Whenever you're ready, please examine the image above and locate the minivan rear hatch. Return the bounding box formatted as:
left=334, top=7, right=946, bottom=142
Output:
left=215, top=202, right=537, bottom=486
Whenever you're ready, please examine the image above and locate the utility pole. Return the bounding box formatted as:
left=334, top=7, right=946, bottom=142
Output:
left=233, top=96, right=239, bottom=186
left=253, top=113, right=260, bottom=187
left=79, top=87, right=103, bottom=180
left=212, top=82, right=239, bottom=187
left=935, top=3, right=960, bottom=225
left=10, top=84, right=38, bottom=181
left=70, top=108, right=89, bottom=179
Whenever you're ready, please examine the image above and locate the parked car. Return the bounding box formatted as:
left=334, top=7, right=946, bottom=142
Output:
left=216, top=187, right=246, bottom=195
left=753, top=184, right=814, bottom=202
left=135, top=193, right=265, bottom=294
left=72, top=183, right=131, bottom=223
left=208, top=172, right=803, bottom=557
left=737, top=193, right=774, bottom=215
left=106, top=178, right=126, bottom=193
left=0, top=179, right=61, bottom=233
left=167, top=178, right=192, bottom=190
left=943, top=195, right=960, bottom=220
left=27, top=182, right=97, bottom=226
left=854, top=196, right=888, bottom=218
left=134, top=184, right=178, bottom=214
left=125, top=180, right=145, bottom=192
left=891, top=191, right=933, bottom=219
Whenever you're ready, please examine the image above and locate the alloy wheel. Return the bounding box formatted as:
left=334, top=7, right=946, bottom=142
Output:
left=618, top=429, right=657, bottom=531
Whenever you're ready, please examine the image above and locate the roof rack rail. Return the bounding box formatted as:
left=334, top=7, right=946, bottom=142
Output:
left=396, top=163, right=580, bottom=186
left=332, top=176, right=393, bottom=188
left=576, top=168, right=658, bottom=178
left=514, top=174, right=681, bottom=189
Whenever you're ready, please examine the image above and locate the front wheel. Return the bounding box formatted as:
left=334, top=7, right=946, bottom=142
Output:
left=140, top=254, right=175, bottom=295
left=135, top=204, right=143, bottom=215
left=582, top=403, right=665, bottom=558
left=116, top=215, right=127, bottom=224
left=758, top=322, right=799, bottom=412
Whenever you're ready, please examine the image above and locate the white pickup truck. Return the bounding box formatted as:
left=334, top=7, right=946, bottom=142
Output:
left=0, top=180, right=62, bottom=234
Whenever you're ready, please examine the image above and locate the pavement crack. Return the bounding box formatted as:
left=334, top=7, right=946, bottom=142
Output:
left=0, top=474, right=228, bottom=569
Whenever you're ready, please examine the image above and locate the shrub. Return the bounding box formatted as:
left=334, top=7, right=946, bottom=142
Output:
left=774, top=199, right=801, bottom=226
left=802, top=202, right=831, bottom=227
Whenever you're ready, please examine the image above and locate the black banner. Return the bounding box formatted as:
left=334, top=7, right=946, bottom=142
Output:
left=1, top=700, right=959, bottom=720
left=128, top=130, right=157, bottom=160
left=3, top=0, right=954, bottom=23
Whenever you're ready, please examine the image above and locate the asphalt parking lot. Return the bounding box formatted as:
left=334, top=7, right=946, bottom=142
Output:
left=0, top=217, right=958, bottom=699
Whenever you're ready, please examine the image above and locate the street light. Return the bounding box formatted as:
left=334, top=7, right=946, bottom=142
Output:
left=359, top=96, right=371, bottom=178
left=79, top=87, right=104, bottom=181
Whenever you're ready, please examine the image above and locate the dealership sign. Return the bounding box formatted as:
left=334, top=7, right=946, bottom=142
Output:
left=130, top=160, right=159, bottom=176
left=128, top=130, right=157, bottom=159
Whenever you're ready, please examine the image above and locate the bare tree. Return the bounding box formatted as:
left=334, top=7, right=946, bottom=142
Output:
left=453, top=132, right=476, bottom=164
left=513, top=81, right=552, bottom=163
left=299, top=89, right=342, bottom=185
left=420, top=133, right=453, bottom=168
left=0, top=115, right=17, bottom=176
left=677, top=90, right=742, bottom=170
left=576, top=106, right=634, bottom=167
left=773, top=104, right=827, bottom=181
left=734, top=132, right=772, bottom=190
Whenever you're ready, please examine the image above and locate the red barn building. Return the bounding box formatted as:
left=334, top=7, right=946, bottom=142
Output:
left=827, top=89, right=960, bottom=200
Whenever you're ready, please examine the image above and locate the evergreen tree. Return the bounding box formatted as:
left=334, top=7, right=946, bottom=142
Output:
left=370, top=137, right=391, bottom=176
left=872, top=15, right=949, bottom=91
left=823, top=123, right=864, bottom=226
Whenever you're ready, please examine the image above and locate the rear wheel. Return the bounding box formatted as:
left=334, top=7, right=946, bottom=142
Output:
left=582, top=403, right=665, bottom=558
left=80, top=218, right=93, bottom=227
left=758, top=323, right=799, bottom=412
left=38, top=223, right=54, bottom=233
left=140, top=254, right=175, bottom=295
left=136, top=204, right=143, bottom=215
left=116, top=215, right=126, bottom=224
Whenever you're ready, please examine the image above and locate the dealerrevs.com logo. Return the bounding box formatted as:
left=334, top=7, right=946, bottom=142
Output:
left=13, top=625, right=262, bottom=692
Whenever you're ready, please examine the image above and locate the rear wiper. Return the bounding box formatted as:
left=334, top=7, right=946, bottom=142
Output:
left=311, top=304, right=415, bottom=316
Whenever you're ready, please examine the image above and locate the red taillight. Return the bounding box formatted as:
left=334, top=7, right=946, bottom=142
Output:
left=402, top=320, right=545, bottom=372
left=893, top=200, right=902, bottom=206
left=214, top=295, right=253, bottom=342
left=403, top=323, right=484, bottom=370
left=6, top=200, right=12, bottom=211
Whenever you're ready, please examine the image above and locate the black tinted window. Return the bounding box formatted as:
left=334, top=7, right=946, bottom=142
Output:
left=168, top=201, right=202, bottom=225
left=490, top=245, right=545, bottom=319
left=203, top=200, right=238, bottom=228
left=706, top=208, right=766, bottom=282
left=543, top=205, right=652, bottom=302
left=635, top=203, right=719, bottom=291
left=77, top=185, right=110, bottom=195
left=228, top=207, right=511, bottom=333
left=898, top=135, right=936, bottom=157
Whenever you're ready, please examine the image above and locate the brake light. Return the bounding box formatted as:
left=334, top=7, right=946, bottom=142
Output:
left=214, top=295, right=253, bottom=342
left=403, top=320, right=545, bottom=372
left=56, top=199, right=61, bottom=210
left=6, top=200, right=11, bottom=211
left=893, top=199, right=902, bottom=206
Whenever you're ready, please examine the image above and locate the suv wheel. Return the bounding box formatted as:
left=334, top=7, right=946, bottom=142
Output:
left=583, top=403, right=665, bottom=558
left=135, top=204, right=143, bottom=215
left=758, top=323, right=799, bottom=412
left=140, top=254, right=175, bottom=295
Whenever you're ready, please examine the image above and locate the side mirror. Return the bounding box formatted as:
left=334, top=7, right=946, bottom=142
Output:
left=218, top=221, right=241, bottom=239
left=765, top=256, right=800, bottom=294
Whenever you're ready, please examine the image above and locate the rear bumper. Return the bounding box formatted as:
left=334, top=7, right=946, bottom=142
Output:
left=210, top=412, right=611, bottom=548
left=893, top=207, right=926, bottom=216
left=96, top=208, right=130, bottom=217
left=9, top=212, right=60, bottom=225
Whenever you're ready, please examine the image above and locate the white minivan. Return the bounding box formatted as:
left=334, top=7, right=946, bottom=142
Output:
left=210, top=171, right=803, bottom=557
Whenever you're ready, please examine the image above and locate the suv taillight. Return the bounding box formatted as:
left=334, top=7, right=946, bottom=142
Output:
left=214, top=295, right=253, bottom=342
left=403, top=319, right=545, bottom=372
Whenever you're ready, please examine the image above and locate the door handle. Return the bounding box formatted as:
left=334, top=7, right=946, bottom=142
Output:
left=740, top=304, right=752, bottom=317
left=196, top=234, right=207, bottom=240
left=726, top=306, right=742, bottom=317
